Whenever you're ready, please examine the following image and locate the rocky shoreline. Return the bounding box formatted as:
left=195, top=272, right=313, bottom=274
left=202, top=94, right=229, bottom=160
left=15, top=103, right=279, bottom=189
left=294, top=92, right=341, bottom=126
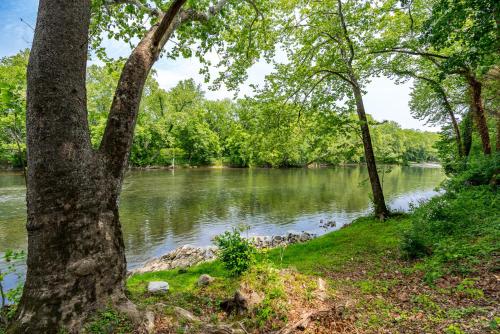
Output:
left=131, top=231, right=317, bottom=274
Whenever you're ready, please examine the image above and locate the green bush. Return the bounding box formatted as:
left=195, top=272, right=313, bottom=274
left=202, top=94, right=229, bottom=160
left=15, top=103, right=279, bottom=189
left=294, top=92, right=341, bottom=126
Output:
left=446, top=153, right=499, bottom=190
left=401, top=161, right=499, bottom=282
left=214, top=228, right=256, bottom=276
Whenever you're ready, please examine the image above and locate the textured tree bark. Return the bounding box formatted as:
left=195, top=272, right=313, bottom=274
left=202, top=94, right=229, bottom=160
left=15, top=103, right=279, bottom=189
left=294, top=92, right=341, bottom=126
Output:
left=466, top=74, right=491, bottom=155
left=351, top=83, right=389, bottom=219
left=9, top=1, right=129, bottom=332
left=10, top=0, right=187, bottom=332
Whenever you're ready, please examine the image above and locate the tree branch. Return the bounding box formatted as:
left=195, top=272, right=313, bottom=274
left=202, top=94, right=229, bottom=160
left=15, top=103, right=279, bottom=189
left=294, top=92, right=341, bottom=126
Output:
left=152, top=0, right=189, bottom=49
left=337, top=0, right=355, bottom=66
left=315, top=69, right=355, bottom=86
left=100, top=0, right=188, bottom=182
left=370, top=47, right=449, bottom=59
left=178, top=0, right=229, bottom=23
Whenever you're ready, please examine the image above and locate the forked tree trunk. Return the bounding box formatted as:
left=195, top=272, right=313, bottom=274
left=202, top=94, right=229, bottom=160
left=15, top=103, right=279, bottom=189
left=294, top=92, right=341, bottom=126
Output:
left=351, top=84, right=389, bottom=219
left=466, top=73, right=491, bottom=155
left=10, top=0, right=187, bottom=332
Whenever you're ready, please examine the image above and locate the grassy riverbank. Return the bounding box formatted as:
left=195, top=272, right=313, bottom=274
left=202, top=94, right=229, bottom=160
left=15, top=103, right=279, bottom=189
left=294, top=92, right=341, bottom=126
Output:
left=0, top=161, right=496, bottom=334
left=117, top=179, right=499, bottom=333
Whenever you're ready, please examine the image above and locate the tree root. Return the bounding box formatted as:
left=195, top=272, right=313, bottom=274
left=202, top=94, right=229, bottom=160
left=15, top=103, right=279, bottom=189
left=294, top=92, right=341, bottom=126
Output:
left=277, top=308, right=330, bottom=334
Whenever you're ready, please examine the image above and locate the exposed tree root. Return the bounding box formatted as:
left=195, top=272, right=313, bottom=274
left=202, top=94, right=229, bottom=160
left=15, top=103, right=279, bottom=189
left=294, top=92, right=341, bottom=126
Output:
left=277, top=308, right=330, bottom=334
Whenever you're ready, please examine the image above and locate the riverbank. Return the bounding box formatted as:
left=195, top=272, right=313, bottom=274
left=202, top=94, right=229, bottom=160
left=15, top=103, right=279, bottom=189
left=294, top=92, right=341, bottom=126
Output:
left=131, top=232, right=317, bottom=274
left=0, top=165, right=494, bottom=333
left=124, top=161, right=442, bottom=170
left=84, top=181, right=498, bottom=334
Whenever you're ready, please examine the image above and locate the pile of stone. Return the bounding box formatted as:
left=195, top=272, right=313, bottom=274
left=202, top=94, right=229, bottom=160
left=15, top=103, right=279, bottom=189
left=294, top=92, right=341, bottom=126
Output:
left=249, top=231, right=317, bottom=249
left=132, top=231, right=317, bottom=274
left=132, top=245, right=217, bottom=274
left=319, top=219, right=336, bottom=229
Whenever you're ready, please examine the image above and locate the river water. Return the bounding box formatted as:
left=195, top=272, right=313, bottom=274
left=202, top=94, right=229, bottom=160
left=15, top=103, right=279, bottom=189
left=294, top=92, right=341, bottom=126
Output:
left=0, top=166, right=444, bottom=292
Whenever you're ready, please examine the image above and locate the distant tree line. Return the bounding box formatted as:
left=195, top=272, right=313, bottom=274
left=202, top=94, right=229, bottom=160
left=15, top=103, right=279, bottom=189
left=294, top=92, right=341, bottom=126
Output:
left=0, top=52, right=438, bottom=169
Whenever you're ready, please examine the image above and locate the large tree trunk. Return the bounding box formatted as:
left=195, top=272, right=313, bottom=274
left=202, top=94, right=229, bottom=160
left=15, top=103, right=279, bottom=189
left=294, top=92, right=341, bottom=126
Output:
left=10, top=0, right=187, bottom=332
left=466, top=73, right=491, bottom=155
left=351, top=84, right=389, bottom=219
left=9, top=1, right=129, bottom=332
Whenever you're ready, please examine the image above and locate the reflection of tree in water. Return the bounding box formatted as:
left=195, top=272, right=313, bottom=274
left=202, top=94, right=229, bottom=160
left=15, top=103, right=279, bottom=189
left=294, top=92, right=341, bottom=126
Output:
left=117, top=167, right=444, bottom=257
left=0, top=167, right=444, bottom=258
left=0, top=172, right=27, bottom=251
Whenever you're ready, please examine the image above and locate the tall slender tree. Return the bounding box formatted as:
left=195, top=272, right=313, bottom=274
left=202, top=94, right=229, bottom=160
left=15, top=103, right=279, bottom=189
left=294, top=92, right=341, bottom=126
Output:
left=260, top=0, right=390, bottom=217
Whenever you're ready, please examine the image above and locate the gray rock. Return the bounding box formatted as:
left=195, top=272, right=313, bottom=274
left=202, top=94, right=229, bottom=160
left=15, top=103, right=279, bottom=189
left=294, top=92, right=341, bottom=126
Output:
left=144, top=311, right=155, bottom=334
left=320, top=219, right=336, bottom=229
left=197, top=274, right=215, bottom=287
left=133, top=231, right=318, bottom=274
left=147, top=281, right=169, bottom=293
left=173, top=306, right=200, bottom=323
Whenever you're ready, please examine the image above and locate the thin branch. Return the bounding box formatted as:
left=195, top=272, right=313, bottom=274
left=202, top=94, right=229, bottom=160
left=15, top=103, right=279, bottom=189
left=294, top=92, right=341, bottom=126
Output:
left=370, top=47, right=449, bottom=59
left=296, top=72, right=336, bottom=121
left=315, top=69, right=355, bottom=86
left=407, top=0, right=414, bottom=34
left=320, top=31, right=349, bottom=63
left=20, top=18, right=35, bottom=31
left=337, top=0, right=355, bottom=66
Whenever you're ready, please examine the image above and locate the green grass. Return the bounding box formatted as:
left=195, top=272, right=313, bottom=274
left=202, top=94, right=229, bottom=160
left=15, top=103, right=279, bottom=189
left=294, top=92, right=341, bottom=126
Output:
left=84, top=308, right=133, bottom=334
left=127, top=260, right=229, bottom=295
left=128, top=215, right=411, bottom=300
left=261, top=216, right=409, bottom=274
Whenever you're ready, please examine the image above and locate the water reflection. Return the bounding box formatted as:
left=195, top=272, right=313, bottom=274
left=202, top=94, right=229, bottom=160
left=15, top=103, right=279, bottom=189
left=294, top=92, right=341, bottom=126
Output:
left=0, top=166, right=444, bottom=269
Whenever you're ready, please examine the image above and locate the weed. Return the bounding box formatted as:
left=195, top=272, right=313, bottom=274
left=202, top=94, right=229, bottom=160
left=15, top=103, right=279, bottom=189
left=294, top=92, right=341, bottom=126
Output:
left=84, top=308, right=133, bottom=334
left=445, top=324, right=465, bottom=334
left=455, top=278, right=484, bottom=299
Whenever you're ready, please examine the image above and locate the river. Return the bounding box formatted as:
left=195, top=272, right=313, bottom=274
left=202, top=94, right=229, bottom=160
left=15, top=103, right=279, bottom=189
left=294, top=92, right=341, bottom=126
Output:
left=0, top=166, right=444, bottom=293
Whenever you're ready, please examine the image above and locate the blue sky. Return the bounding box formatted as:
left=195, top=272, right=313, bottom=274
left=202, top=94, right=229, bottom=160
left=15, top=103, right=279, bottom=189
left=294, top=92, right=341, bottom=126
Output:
left=0, top=1, right=37, bottom=56
left=0, top=1, right=437, bottom=131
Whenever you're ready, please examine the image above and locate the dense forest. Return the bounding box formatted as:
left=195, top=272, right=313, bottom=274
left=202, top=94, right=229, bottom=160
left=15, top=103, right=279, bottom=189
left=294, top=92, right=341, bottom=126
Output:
left=0, top=0, right=498, bottom=333
left=0, top=52, right=440, bottom=168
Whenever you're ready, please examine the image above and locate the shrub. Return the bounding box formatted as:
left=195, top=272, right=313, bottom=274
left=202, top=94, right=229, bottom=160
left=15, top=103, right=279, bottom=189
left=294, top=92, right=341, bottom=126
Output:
left=446, top=153, right=499, bottom=191
left=401, top=154, right=499, bottom=281
left=214, top=228, right=256, bottom=276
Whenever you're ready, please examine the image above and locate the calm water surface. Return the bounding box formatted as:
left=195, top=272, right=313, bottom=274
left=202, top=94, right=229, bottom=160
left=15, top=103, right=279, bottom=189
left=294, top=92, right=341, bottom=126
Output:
left=0, top=166, right=444, bottom=271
